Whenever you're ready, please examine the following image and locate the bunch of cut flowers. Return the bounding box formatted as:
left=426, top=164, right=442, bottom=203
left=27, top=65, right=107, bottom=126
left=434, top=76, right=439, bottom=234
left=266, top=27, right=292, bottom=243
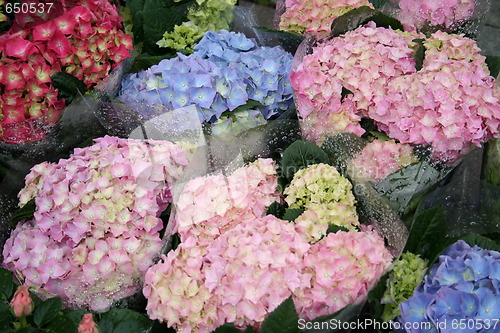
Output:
left=118, top=29, right=294, bottom=129
left=378, top=238, right=500, bottom=333
left=0, top=0, right=132, bottom=144
left=2, top=136, right=194, bottom=312
left=292, top=20, right=500, bottom=165
left=142, top=141, right=395, bottom=332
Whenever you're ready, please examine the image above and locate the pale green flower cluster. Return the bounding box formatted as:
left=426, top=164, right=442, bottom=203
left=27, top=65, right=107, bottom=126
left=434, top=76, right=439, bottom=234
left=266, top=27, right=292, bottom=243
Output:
left=0, top=0, right=7, bottom=22
left=284, top=163, right=356, bottom=210
left=157, top=0, right=236, bottom=53
left=381, top=252, right=428, bottom=321
left=284, top=163, right=359, bottom=242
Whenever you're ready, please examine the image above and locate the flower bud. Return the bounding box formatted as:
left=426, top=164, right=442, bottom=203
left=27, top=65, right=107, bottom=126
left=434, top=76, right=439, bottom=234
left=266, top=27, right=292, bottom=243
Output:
left=78, top=313, right=99, bottom=333
left=9, top=285, right=34, bottom=318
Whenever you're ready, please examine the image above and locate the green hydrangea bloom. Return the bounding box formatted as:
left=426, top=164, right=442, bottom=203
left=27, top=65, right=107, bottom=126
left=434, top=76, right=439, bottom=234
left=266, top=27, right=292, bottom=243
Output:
left=381, top=252, right=428, bottom=321
left=157, top=0, right=236, bottom=53
left=284, top=163, right=357, bottom=211
left=0, top=0, right=7, bottom=22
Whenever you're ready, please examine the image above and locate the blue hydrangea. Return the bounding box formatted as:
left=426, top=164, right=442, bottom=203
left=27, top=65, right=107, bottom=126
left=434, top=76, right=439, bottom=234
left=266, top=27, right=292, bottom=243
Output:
left=118, top=30, right=294, bottom=123
left=398, top=240, right=500, bottom=333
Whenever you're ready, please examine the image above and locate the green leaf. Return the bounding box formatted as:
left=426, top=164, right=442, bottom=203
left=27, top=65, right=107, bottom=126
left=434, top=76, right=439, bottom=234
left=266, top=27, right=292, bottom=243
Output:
left=412, top=38, right=425, bottom=71
left=281, top=141, right=329, bottom=181
left=45, top=311, right=83, bottom=333
left=213, top=323, right=239, bottom=333
left=404, top=207, right=447, bottom=260
left=373, top=160, right=446, bottom=213
left=260, top=296, right=299, bottom=333
left=126, top=0, right=146, bottom=43
left=252, top=27, right=305, bottom=54
left=142, top=0, right=194, bottom=55
left=243, top=327, right=257, bottom=333
left=131, top=54, right=176, bottom=72
left=231, top=100, right=264, bottom=114
left=267, top=202, right=287, bottom=219
left=34, top=297, right=62, bottom=327
left=330, top=6, right=376, bottom=37
left=369, top=0, right=388, bottom=9
left=321, top=133, right=365, bottom=176
left=326, top=225, right=350, bottom=234
left=16, top=328, right=37, bottom=333
left=302, top=303, right=363, bottom=333
left=340, top=87, right=353, bottom=102
left=10, top=198, right=35, bottom=228
left=98, top=308, right=153, bottom=333
left=0, top=269, right=14, bottom=300
left=367, top=273, right=390, bottom=327
left=485, top=55, right=500, bottom=79
left=0, top=302, right=13, bottom=326
left=50, top=72, right=88, bottom=104
left=330, top=7, right=403, bottom=38
left=458, top=233, right=500, bottom=251
left=282, top=209, right=305, bottom=222
left=364, top=11, right=404, bottom=30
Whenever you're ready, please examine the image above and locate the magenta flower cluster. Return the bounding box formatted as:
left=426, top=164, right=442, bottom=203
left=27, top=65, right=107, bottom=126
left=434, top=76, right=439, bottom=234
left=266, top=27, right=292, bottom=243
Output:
left=144, top=160, right=393, bottom=331
left=389, top=0, right=475, bottom=32
left=292, top=23, right=500, bottom=163
left=349, top=139, right=418, bottom=182
left=2, top=136, right=193, bottom=311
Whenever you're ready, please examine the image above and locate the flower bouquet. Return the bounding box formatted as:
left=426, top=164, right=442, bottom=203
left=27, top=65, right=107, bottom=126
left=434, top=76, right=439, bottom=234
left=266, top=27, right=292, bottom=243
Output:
left=377, top=237, right=500, bottom=333
left=2, top=136, right=195, bottom=311
left=0, top=0, right=133, bottom=144
left=141, top=139, right=407, bottom=332
left=290, top=7, right=500, bottom=215
left=117, top=29, right=301, bottom=169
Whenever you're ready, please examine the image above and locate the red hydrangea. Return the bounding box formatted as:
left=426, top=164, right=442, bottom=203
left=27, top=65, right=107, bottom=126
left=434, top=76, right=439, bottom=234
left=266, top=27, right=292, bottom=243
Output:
left=0, top=0, right=133, bottom=144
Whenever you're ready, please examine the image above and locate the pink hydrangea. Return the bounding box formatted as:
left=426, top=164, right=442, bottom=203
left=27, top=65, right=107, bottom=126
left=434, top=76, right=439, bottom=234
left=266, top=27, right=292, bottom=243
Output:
left=291, top=23, right=420, bottom=142
left=390, top=0, right=475, bottom=32
left=144, top=215, right=310, bottom=332
left=348, top=139, right=418, bottom=182
left=204, top=215, right=310, bottom=330
left=143, top=239, right=221, bottom=333
left=174, top=158, right=281, bottom=246
left=368, top=32, right=500, bottom=163
left=2, top=136, right=194, bottom=311
left=293, top=226, right=392, bottom=321
left=279, top=0, right=373, bottom=38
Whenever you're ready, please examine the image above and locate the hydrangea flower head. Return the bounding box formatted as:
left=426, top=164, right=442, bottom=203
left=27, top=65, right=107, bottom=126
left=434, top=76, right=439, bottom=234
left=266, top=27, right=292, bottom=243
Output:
left=157, top=0, right=236, bottom=53
left=293, top=226, right=393, bottom=321
left=204, top=215, right=310, bottom=330
left=291, top=23, right=420, bottom=143
left=398, top=240, right=500, bottom=331
left=119, top=30, right=293, bottom=123
left=368, top=32, right=500, bottom=163
left=279, top=0, right=373, bottom=38
left=0, top=0, right=132, bottom=143
left=284, top=163, right=356, bottom=211
left=2, top=136, right=194, bottom=311
left=174, top=158, right=281, bottom=246
left=381, top=252, right=428, bottom=321
left=349, top=139, right=418, bottom=182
